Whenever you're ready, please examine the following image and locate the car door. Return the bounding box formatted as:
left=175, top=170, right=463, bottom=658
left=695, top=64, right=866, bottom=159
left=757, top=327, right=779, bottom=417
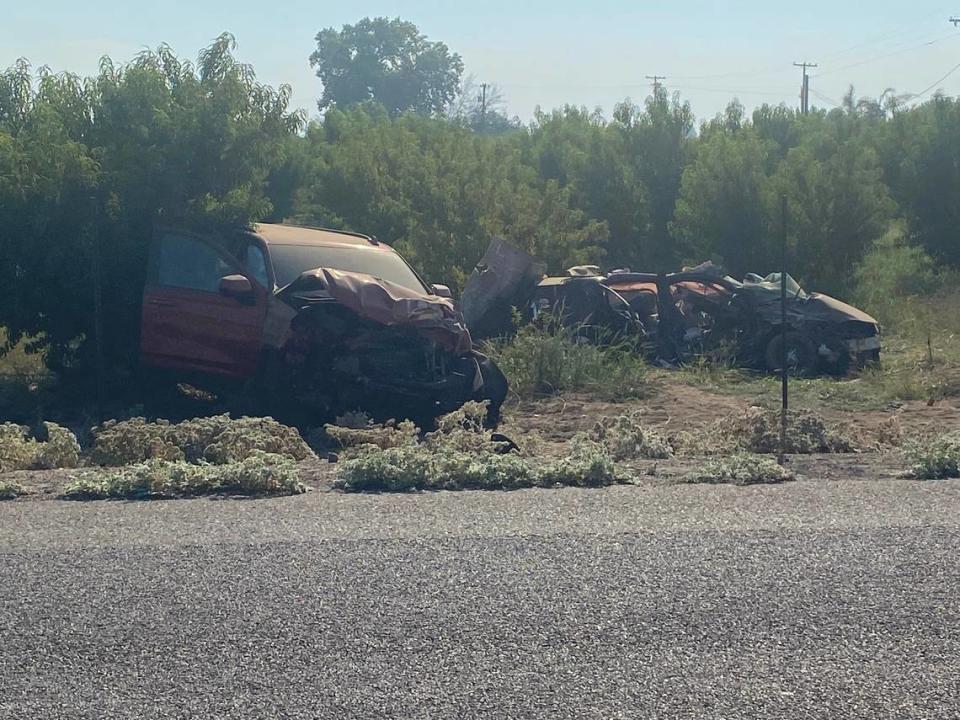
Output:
left=140, top=231, right=268, bottom=379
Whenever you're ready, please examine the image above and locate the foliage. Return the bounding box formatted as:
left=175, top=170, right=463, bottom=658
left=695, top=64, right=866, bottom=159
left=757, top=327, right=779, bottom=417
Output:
left=483, top=320, right=647, bottom=400
left=588, top=412, right=673, bottom=460
left=0, top=480, right=26, bottom=500
left=88, top=414, right=315, bottom=466
left=904, top=431, right=960, bottom=480
left=332, top=405, right=617, bottom=492
left=680, top=453, right=796, bottom=486
left=720, top=407, right=857, bottom=454
left=0, top=422, right=80, bottom=471
left=63, top=451, right=306, bottom=499
left=310, top=17, right=462, bottom=117
left=324, top=418, right=419, bottom=451
left=0, top=36, right=303, bottom=378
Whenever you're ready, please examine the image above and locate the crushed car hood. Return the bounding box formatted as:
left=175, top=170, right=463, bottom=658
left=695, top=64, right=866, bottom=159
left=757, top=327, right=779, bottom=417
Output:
left=278, top=267, right=473, bottom=354
left=800, top=294, right=878, bottom=325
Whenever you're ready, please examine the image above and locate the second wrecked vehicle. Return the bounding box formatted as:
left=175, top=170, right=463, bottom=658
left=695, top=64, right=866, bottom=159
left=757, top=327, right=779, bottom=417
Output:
left=140, top=223, right=507, bottom=424
left=462, top=240, right=881, bottom=375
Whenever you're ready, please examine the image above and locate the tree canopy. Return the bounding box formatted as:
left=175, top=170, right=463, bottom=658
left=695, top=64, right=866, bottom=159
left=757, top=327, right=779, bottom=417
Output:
left=310, top=17, right=463, bottom=117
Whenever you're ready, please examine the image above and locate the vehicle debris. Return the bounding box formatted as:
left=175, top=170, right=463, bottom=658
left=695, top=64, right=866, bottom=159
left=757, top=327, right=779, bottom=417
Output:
left=463, top=240, right=881, bottom=375
left=140, top=224, right=507, bottom=425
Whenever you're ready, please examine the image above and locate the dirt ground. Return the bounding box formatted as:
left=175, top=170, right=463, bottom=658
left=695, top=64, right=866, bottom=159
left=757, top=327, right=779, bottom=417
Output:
left=4, top=376, right=959, bottom=501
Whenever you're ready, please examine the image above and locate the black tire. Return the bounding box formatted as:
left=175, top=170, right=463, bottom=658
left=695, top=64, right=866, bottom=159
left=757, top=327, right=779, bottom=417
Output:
left=764, top=331, right=817, bottom=376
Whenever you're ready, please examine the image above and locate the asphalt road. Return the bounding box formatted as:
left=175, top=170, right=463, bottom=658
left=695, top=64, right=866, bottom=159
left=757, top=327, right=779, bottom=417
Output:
left=2, top=479, right=959, bottom=719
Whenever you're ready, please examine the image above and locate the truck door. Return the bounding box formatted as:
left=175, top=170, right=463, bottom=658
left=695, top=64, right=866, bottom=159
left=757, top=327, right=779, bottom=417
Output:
left=140, top=231, right=268, bottom=379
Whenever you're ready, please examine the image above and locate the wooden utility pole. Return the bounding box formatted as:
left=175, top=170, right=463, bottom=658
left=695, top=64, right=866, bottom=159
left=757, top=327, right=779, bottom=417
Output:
left=645, top=75, right=666, bottom=94
left=950, top=16, right=960, bottom=27
left=793, top=61, right=818, bottom=113
left=478, top=82, right=488, bottom=132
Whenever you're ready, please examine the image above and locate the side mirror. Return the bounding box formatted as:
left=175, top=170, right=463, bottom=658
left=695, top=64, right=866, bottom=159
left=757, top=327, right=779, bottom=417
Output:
left=219, top=274, right=253, bottom=299
left=431, top=283, right=453, bottom=299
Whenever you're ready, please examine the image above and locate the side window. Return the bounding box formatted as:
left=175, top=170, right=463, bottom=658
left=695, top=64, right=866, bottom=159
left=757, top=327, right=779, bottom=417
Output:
left=154, top=234, right=233, bottom=293
left=245, top=244, right=270, bottom=289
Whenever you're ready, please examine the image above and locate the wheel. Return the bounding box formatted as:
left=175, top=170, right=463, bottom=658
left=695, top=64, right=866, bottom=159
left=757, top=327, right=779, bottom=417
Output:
left=764, top=331, right=817, bottom=376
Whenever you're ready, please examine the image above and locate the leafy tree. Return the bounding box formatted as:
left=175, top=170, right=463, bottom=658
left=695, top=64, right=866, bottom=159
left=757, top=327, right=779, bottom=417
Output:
left=310, top=17, right=463, bottom=117
left=0, top=34, right=302, bottom=378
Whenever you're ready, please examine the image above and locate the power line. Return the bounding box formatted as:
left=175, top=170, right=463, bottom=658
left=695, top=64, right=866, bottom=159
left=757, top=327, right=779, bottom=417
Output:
left=911, top=59, right=960, bottom=99
left=814, top=32, right=960, bottom=77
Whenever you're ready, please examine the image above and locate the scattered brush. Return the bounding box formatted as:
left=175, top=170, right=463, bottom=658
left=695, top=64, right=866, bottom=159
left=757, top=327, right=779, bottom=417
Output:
left=671, top=407, right=857, bottom=455
left=0, top=422, right=80, bottom=472
left=588, top=411, right=673, bottom=460
left=88, top=414, right=315, bottom=466
left=680, top=453, right=796, bottom=486
left=903, top=430, right=960, bottom=479
left=0, top=480, right=27, bottom=500
left=63, top=452, right=307, bottom=500
left=324, top=418, right=419, bottom=453
left=332, top=403, right=617, bottom=492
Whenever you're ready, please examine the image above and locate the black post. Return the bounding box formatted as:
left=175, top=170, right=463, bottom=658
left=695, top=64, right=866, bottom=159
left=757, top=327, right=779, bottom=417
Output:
left=779, top=194, right=789, bottom=465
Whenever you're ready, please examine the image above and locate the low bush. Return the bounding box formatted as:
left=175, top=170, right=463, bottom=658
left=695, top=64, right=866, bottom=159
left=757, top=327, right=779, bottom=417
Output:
left=484, top=321, right=647, bottom=401
left=588, top=412, right=673, bottom=460
left=904, top=431, right=960, bottom=479
left=680, top=453, right=796, bottom=486
left=63, top=452, right=307, bottom=500
left=0, top=422, right=80, bottom=472
left=332, top=405, right=617, bottom=492
left=88, top=414, right=315, bottom=466
left=324, top=418, right=419, bottom=452
left=0, top=480, right=27, bottom=500
left=721, top=407, right=856, bottom=454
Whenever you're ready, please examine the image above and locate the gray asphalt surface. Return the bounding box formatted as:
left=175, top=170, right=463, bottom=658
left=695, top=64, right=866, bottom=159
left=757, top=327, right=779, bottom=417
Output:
left=2, top=479, right=960, bottom=719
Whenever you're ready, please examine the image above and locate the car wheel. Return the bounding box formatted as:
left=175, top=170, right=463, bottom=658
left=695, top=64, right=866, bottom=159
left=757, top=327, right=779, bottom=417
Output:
left=764, top=331, right=817, bottom=376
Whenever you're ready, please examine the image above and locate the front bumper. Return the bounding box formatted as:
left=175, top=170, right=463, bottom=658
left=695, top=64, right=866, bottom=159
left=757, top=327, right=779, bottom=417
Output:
left=846, top=336, right=881, bottom=354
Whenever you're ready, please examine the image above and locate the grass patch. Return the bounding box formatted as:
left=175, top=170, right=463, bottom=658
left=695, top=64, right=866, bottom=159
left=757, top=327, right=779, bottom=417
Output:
left=903, top=431, right=960, bottom=479
left=483, top=321, right=648, bottom=401
left=63, top=452, right=307, bottom=500
left=680, top=453, right=796, bottom=486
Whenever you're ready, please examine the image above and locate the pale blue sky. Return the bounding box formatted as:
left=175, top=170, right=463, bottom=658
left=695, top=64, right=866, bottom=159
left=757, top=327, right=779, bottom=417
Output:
left=4, top=1, right=960, bottom=123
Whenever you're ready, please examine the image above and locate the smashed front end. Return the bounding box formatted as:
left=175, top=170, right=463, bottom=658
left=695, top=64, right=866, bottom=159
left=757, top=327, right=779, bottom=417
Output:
left=272, top=268, right=507, bottom=425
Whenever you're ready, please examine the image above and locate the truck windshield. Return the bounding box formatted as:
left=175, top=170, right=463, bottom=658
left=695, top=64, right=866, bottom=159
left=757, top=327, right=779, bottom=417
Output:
left=269, top=243, right=428, bottom=293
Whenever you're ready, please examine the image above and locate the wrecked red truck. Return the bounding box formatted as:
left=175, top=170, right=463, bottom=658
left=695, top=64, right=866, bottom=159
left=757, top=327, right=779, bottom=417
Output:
left=140, top=223, right=507, bottom=425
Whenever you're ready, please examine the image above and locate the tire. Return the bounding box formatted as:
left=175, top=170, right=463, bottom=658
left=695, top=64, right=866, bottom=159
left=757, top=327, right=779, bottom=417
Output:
left=764, top=331, right=817, bottom=376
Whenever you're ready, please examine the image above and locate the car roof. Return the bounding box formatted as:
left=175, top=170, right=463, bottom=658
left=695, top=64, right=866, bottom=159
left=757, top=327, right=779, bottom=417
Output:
left=250, top=223, right=382, bottom=248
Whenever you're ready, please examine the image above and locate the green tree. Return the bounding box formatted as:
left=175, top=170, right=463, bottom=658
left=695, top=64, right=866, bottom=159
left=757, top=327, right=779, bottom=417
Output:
left=310, top=17, right=463, bottom=117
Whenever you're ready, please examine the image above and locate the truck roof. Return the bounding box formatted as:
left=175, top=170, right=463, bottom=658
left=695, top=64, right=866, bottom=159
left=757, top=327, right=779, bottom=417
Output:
left=251, top=223, right=380, bottom=248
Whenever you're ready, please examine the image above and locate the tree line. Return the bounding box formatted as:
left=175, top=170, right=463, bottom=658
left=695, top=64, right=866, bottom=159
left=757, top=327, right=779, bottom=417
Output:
left=1, top=25, right=959, bottom=379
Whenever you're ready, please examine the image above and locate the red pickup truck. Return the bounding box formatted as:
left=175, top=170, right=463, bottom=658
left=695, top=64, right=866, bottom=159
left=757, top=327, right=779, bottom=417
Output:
left=140, top=223, right=506, bottom=424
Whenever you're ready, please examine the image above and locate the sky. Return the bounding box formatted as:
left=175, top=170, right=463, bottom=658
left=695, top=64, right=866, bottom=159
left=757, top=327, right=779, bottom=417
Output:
left=4, top=1, right=960, bottom=124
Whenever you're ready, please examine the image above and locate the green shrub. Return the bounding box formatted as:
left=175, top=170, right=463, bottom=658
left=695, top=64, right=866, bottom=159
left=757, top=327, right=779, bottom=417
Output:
left=681, top=453, right=796, bottom=486
left=333, top=405, right=617, bottom=492
left=904, top=431, right=960, bottom=479
left=484, top=322, right=647, bottom=400
left=88, top=414, right=315, bottom=466
left=63, top=452, right=307, bottom=500
left=324, top=418, right=419, bottom=452
left=722, top=407, right=856, bottom=454
left=588, top=412, right=673, bottom=460
left=0, top=422, right=80, bottom=471
left=0, top=480, right=26, bottom=500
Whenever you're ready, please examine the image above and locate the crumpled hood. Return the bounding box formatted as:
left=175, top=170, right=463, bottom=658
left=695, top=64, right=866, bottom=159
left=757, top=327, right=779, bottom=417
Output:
left=801, top=293, right=878, bottom=325
left=279, top=267, right=473, bottom=354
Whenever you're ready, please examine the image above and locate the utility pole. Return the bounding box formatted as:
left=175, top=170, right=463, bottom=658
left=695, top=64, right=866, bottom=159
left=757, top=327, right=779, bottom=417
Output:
left=478, top=83, right=488, bottom=132
left=793, top=61, right=818, bottom=114
left=950, top=16, right=960, bottom=27
left=645, top=75, right=666, bottom=94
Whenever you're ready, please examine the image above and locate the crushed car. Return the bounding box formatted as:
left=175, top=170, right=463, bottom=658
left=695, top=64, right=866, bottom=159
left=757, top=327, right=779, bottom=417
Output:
left=462, top=240, right=881, bottom=375
left=140, top=223, right=507, bottom=425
